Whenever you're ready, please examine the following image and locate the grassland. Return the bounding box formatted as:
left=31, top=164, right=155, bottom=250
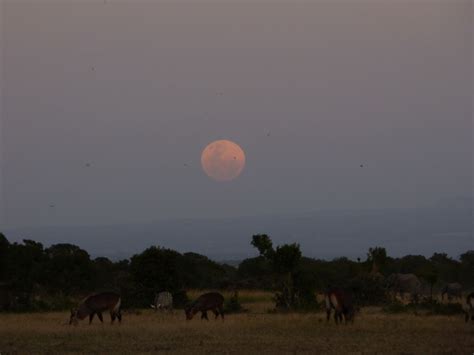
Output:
left=0, top=291, right=473, bottom=354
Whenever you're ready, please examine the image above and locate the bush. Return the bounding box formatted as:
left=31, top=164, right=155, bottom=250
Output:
left=7, top=293, right=75, bottom=313
left=31, top=294, right=75, bottom=312
left=224, top=291, right=243, bottom=313
left=292, top=270, right=319, bottom=311
left=172, top=290, right=189, bottom=309
left=349, top=273, right=388, bottom=306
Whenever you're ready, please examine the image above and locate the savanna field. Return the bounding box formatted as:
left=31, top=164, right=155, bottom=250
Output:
left=1, top=291, right=473, bottom=355
left=2, top=1, right=473, bottom=354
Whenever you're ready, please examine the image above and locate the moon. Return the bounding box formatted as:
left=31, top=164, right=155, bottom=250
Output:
left=201, top=140, right=246, bottom=182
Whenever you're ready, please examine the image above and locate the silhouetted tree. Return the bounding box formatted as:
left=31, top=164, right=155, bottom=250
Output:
left=394, top=255, right=429, bottom=274
left=367, top=247, right=387, bottom=274
left=129, top=246, right=231, bottom=307
left=419, top=264, right=438, bottom=301
left=237, top=256, right=273, bottom=288
left=250, top=235, right=307, bottom=310
left=251, top=234, right=274, bottom=258
left=429, top=253, right=459, bottom=283
left=0, top=234, right=9, bottom=281
left=0, top=230, right=473, bottom=313
left=459, top=251, right=474, bottom=288
left=130, top=246, right=183, bottom=305
left=180, top=252, right=230, bottom=288
left=44, top=244, right=94, bottom=294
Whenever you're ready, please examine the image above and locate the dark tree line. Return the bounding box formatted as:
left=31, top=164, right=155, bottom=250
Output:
left=0, top=232, right=472, bottom=312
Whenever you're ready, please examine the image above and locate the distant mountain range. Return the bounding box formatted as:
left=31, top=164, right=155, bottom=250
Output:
left=4, top=197, right=472, bottom=262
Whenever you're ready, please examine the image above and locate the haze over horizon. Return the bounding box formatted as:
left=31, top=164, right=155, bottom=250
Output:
left=1, top=0, right=472, bottom=252
left=3, top=196, right=472, bottom=263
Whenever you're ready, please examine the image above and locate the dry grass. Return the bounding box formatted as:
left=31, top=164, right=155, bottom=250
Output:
left=0, top=297, right=473, bottom=354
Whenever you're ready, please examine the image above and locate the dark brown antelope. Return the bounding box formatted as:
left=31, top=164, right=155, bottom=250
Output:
left=69, top=291, right=122, bottom=325
left=325, top=287, right=356, bottom=324
left=185, top=292, right=224, bottom=321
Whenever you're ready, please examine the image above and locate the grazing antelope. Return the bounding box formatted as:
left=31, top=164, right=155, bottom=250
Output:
left=325, top=287, right=355, bottom=324
left=185, top=292, right=224, bottom=321
left=69, top=291, right=122, bottom=325
left=151, top=291, right=173, bottom=312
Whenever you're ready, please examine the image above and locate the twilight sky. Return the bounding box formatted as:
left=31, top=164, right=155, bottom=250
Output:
left=1, top=1, right=472, bottom=228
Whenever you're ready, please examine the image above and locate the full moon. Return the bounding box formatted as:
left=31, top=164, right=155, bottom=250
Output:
left=201, top=140, right=246, bottom=182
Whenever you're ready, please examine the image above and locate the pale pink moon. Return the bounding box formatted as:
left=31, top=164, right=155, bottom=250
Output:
left=201, top=140, right=246, bottom=182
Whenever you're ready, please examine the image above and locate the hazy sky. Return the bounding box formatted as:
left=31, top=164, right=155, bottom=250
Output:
left=1, top=1, right=472, bottom=228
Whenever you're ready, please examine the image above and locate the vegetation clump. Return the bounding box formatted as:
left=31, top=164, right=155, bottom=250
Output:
left=224, top=290, right=244, bottom=313
left=0, top=232, right=472, bottom=313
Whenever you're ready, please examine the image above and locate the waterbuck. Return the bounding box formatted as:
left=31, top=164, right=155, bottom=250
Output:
left=185, top=292, right=224, bottom=321
left=69, top=291, right=122, bottom=325
left=325, top=287, right=356, bottom=324
left=151, top=291, right=173, bottom=312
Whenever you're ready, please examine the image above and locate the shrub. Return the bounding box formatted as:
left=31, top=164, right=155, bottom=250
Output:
left=172, top=290, right=189, bottom=309
left=349, top=273, right=388, bottom=306
left=224, top=291, right=243, bottom=313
